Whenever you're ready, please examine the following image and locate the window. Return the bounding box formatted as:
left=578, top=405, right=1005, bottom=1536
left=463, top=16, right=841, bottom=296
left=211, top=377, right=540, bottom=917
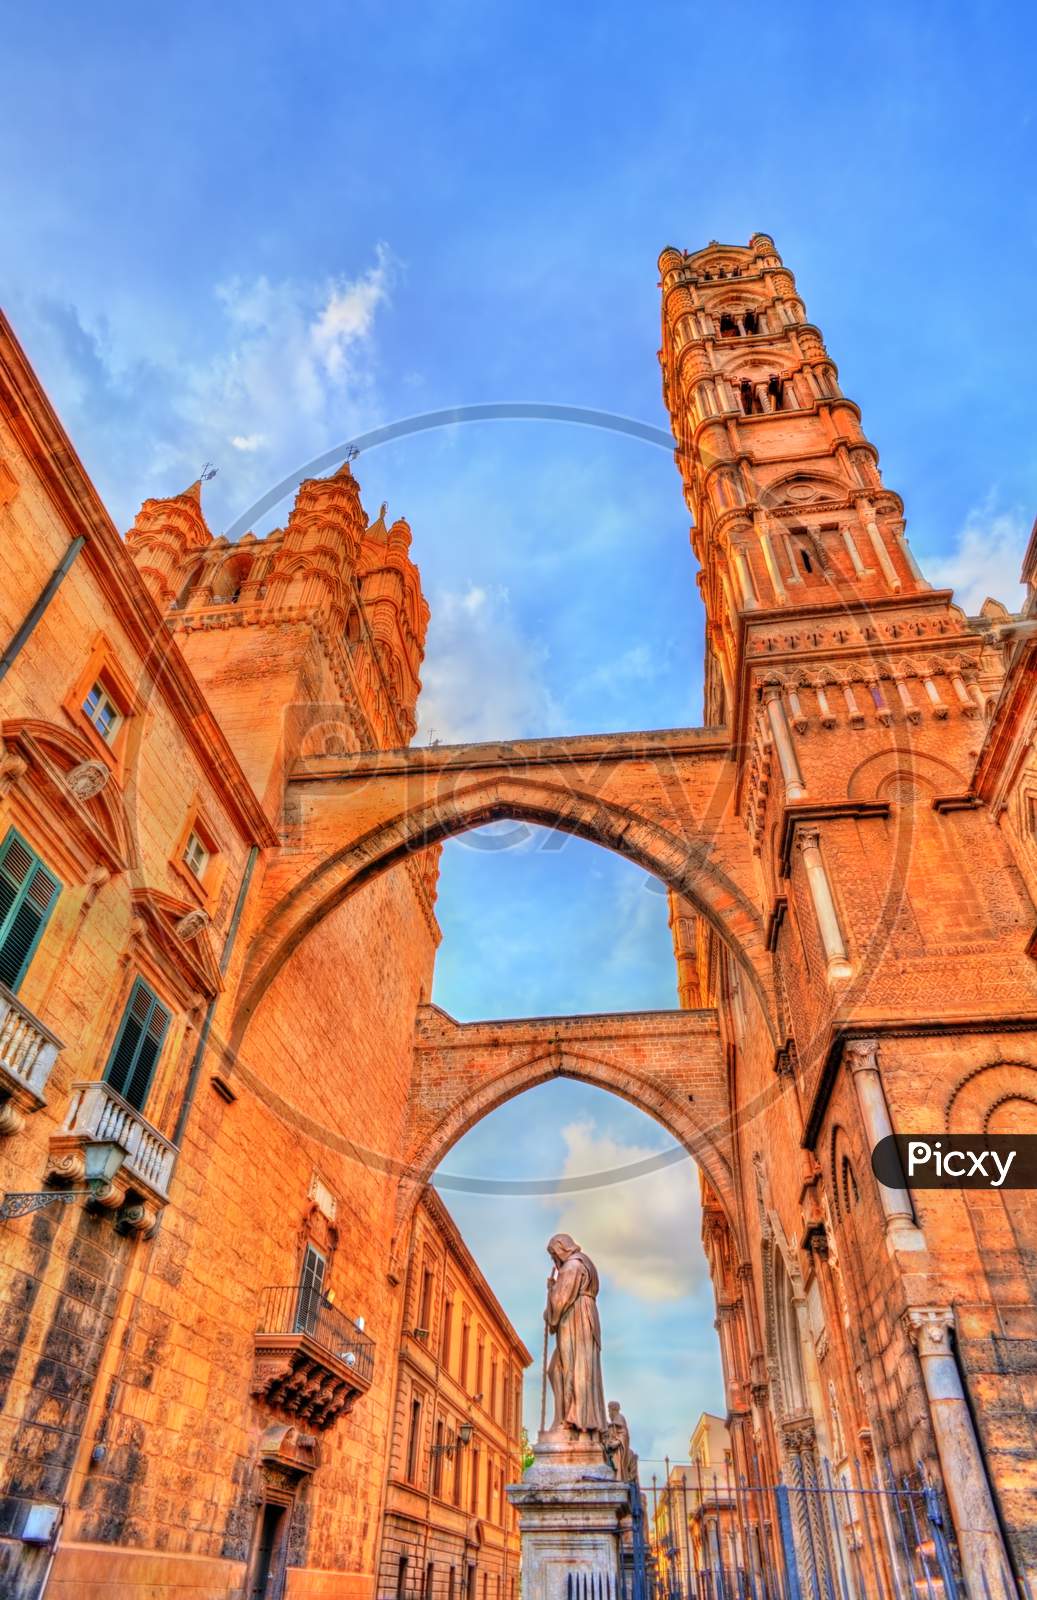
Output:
left=67, top=639, right=141, bottom=776
left=182, top=830, right=209, bottom=881
left=397, top=1558, right=410, bottom=1600
left=171, top=804, right=223, bottom=909
left=490, top=1352, right=498, bottom=1419
left=425, top=1565, right=435, bottom=1600
left=475, top=1335, right=485, bottom=1399
left=0, top=830, right=60, bottom=993
left=418, top=1264, right=434, bottom=1334
left=469, top=1448, right=480, bottom=1513
left=104, top=977, right=171, bottom=1112
left=294, top=1243, right=327, bottom=1334
left=440, top=1292, right=454, bottom=1367
left=460, top=1316, right=471, bottom=1387
left=432, top=1421, right=445, bottom=1497
left=82, top=680, right=122, bottom=743
left=452, top=1432, right=464, bottom=1504
left=406, top=1397, right=423, bottom=1484
left=449, top=1569, right=457, bottom=1600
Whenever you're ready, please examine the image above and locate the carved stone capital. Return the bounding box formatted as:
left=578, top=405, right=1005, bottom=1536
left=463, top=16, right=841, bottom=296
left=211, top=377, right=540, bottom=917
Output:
left=903, top=1306, right=954, bottom=1357
left=843, top=1038, right=880, bottom=1075
left=794, top=824, right=821, bottom=855
left=774, top=1039, right=798, bottom=1078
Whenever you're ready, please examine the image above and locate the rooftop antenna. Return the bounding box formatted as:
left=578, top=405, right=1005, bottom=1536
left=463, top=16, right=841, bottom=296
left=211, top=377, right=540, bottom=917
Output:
left=345, top=445, right=360, bottom=463
left=199, top=462, right=219, bottom=483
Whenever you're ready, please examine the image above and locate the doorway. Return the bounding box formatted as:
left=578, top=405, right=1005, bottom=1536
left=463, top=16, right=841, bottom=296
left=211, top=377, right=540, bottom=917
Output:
left=249, top=1497, right=291, bottom=1600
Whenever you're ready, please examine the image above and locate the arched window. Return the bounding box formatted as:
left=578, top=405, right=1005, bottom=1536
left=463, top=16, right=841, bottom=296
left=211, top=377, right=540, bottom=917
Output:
left=174, top=561, right=205, bottom=609
left=212, top=553, right=253, bottom=604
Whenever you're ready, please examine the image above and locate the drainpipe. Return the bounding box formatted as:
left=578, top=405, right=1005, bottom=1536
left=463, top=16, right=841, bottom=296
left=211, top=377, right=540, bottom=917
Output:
left=171, top=843, right=259, bottom=1153
left=0, top=536, right=85, bottom=682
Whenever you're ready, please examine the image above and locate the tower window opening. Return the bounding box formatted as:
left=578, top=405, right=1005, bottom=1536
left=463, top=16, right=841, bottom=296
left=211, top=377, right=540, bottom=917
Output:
left=719, top=312, right=739, bottom=338
left=743, top=308, right=759, bottom=334
left=739, top=379, right=764, bottom=415
left=800, top=548, right=813, bottom=575
left=766, top=374, right=785, bottom=410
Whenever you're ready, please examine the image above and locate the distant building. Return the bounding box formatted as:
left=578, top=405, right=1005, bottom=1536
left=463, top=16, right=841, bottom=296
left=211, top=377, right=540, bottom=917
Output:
left=649, top=1415, right=739, bottom=1593
left=686, top=1414, right=738, bottom=1580
left=376, top=1187, right=531, bottom=1600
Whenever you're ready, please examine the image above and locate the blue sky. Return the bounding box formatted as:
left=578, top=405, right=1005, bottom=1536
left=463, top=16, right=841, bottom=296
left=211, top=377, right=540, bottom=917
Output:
left=3, top=0, right=1036, bottom=1463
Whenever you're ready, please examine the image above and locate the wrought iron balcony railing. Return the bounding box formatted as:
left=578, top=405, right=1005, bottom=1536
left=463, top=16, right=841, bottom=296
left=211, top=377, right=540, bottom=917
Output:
left=252, top=1284, right=375, bottom=1427
left=257, top=1284, right=376, bottom=1384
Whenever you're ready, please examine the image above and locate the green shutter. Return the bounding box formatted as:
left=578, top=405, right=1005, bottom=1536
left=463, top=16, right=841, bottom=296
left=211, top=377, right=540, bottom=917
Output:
left=0, top=830, right=60, bottom=993
left=104, top=978, right=171, bottom=1111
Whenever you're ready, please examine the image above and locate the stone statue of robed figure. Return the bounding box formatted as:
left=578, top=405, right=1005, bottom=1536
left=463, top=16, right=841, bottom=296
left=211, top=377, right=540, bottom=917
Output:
left=544, top=1233, right=608, bottom=1438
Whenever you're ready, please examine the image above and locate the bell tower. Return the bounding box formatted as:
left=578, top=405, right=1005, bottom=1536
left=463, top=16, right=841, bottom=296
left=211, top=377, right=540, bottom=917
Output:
left=658, top=233, right=931, bottom=727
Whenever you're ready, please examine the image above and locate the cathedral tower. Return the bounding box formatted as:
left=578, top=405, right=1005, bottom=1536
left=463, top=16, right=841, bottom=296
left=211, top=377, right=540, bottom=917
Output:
left=658, top=233, right=933, bottom=729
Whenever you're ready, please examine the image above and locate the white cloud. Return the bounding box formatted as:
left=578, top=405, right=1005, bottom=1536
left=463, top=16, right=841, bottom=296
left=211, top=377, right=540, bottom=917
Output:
left=416, top=582, right=564, bottom=744
left=550, top=1119, right=705, bottom=1302
left=925, top=502, right=1029, bottom=615
left=21, top=247, right=395, bottom=534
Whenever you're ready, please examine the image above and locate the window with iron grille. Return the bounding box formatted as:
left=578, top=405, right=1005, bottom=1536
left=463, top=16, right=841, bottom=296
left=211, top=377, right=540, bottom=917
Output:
left=103, top=976, right=171, bottom=1112
left=0, top=830, right=60, bottom=993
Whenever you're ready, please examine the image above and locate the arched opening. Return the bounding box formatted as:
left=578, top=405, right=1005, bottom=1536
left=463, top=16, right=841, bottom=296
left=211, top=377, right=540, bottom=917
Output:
left=212, top=551, right=254, bottom=603
left=432, top=1078, right=724, bottom=1464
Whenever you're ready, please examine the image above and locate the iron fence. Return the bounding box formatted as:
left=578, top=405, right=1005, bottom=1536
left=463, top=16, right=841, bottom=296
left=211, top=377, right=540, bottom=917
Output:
left=256, top=1282, right=375, bottom=1385
left=639, top=1454, right=1026, bottom=1600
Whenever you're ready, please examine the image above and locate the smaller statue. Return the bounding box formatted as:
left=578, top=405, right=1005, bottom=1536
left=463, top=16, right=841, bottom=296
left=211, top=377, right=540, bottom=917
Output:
left=604, top=1400, right=638, bottom=1483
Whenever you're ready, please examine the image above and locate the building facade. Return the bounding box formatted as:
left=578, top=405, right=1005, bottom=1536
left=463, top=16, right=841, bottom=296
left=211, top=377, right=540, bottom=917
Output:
left=376, top=1188, right=529, bottom=1600
left=0, top=226, right=1035, bottom=1600
left=0, top=312, right=444, bottom=1600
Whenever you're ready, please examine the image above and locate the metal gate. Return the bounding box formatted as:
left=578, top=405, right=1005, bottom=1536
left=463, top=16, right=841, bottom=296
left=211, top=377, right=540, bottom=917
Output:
left=633, top=1456, right=1013, bottom=1600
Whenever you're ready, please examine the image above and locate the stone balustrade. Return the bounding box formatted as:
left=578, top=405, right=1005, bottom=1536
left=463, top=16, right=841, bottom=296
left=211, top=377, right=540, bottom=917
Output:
left=52, top=1080, right=176, bottom=1203
left=0, top=983, right=63, bottom=1128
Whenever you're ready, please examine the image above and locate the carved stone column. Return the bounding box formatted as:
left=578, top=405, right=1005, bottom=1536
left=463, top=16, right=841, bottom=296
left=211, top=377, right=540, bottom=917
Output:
left=843, top=1039, right=925, bottom=1254
left=764, top=687, right=806, bottom=801
left=794, top=826, right=851, bottom=979
left=904, top=1308, right=1015, bottom=1596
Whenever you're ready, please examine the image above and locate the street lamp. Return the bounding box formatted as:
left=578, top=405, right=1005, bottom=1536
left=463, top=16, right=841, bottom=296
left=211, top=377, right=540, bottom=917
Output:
left=0, top=1142, right=126, bottom=1220
left=431, top=1420, right=475, bottom=1457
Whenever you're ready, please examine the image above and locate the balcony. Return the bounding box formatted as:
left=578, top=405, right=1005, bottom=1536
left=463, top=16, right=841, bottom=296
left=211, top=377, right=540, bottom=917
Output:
left=252, top=1284, right=375, bottom=1428
left=0, top=984, right=63, bottom=1127
left=46, top=1081, right=177, bottom=1211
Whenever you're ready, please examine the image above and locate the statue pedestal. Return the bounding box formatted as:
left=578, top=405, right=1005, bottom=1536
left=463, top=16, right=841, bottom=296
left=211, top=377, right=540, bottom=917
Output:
left=507, top=1432, right=631, bottom=1600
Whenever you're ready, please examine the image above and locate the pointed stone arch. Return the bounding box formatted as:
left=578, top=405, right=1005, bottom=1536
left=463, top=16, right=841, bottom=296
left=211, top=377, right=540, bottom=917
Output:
left=229, top=752, right=776, bottom=1049
left=387, top=1005, right=741, bottom=1276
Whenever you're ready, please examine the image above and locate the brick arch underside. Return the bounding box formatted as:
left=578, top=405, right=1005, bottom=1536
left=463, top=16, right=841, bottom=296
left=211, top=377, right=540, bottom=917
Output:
left=230, top=773, right=776, bottom=1048
left=394, top=1026, right=740, bottom=1251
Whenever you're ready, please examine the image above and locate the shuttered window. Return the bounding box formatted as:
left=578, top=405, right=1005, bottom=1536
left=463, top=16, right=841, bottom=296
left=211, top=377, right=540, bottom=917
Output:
left=0, top=830, right=61, bottom=993
left=104, top=978, right=171, bottom=1112
left=294, top=1244, right=327, bottom=1334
